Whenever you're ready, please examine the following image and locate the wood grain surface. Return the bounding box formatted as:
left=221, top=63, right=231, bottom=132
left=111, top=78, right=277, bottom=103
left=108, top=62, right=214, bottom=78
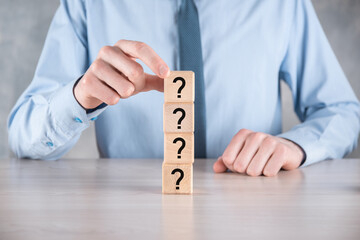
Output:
left=162, top=162, right=193, bottom=194
left=164, top=133, right=194, bottom=164
left=0, top=158, right=359, bottom=240
left=164, top=71, right=194, bottom=103
left=163, top=103, right=194, bottom=133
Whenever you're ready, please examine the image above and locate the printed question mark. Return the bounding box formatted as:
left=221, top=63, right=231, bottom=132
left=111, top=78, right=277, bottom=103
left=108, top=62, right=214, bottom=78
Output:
left=171, top=168, right=184, bottom=190
left=173, top=137, right=186, bottom=159
left=173, top=77, right=186, bottom=98
left=173, top=108, right=186, bottom=129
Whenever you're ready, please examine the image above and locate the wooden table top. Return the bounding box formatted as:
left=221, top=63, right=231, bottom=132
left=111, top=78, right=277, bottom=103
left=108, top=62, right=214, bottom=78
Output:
left=0, top=158, right=359, bottom=240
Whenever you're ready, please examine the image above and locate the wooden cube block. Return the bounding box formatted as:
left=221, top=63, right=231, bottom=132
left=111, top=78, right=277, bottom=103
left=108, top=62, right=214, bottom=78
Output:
left=164, top=71, right=194, bottom=103
left=163, top=103, right=194, bottom=133
left=162, top=163, right=193, bottom=194
left=164, top=133, right=194, bottom=164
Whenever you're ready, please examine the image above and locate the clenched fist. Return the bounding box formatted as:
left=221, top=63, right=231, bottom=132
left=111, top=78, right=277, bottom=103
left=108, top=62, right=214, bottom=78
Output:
left=74, top=40, right=170, bottom=109
left=213, top=129, right=304, bottom=176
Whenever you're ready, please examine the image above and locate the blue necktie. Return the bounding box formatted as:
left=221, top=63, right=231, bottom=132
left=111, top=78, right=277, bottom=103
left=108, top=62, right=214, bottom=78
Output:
left=178, top=0, right=206, bottom=158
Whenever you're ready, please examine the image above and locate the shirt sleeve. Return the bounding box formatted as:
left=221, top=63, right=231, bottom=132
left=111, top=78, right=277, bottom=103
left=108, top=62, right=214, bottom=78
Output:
left=277, top=0, right=360, bottom=167
left=7, top=0, right=105, bottom=160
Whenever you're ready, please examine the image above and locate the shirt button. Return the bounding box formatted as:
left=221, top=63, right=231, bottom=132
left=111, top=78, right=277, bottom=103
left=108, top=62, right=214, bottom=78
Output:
left=46, top=142, right=54, bottom=147
left=90, top=116, right=98, bottom=121
left=74, top=117, right=83, bottom=123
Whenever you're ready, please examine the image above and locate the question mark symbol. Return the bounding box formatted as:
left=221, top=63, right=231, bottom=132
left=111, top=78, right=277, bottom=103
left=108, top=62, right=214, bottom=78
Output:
left=173, top=137, right=186, bottom=159
left=173, top=77, right=186, bottom=98
left=171, top=168, right=184, bottom=190
left=173, top=108, right=186, bottom=129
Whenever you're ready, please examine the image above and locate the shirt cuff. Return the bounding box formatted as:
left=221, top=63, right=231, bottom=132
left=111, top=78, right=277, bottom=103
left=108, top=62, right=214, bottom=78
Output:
left=49, top=79, right=89, bottom=134
left=47, top=78, right=105, bottom=146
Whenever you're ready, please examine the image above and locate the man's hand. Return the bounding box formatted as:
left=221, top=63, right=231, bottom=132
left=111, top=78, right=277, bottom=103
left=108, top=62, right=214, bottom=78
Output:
left=213, top=129, right=304, bottom=176
left=74, top=40, right=170, bottom=109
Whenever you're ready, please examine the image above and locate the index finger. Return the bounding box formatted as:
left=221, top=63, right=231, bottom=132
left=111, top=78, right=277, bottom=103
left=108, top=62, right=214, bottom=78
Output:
left=115, top=40, right=170, bottom=78
left=213, top=157, right=228, bottom=173
left=222, top=129, right=252, bottom=171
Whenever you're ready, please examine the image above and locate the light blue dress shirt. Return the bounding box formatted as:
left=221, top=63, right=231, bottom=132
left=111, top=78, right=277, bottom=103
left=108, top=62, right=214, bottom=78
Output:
left=8, top=0, right=360, bottom=166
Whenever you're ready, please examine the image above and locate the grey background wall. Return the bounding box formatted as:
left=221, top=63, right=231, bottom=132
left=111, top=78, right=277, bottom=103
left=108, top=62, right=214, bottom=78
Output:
left=0, top=0, right=359, bottom=159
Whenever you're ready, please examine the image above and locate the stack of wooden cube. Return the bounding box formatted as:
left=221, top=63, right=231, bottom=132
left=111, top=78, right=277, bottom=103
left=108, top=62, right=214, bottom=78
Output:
left=162, top=71, right=194, bottom=194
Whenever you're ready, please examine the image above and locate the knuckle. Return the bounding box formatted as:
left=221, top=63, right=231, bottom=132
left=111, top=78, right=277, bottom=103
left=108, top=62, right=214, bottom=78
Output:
left=106, top=94, right=120, bottom=105
left=134, top=41, right=148, bottom=53
left=238, top=128, right=252, bottom=136
left=221, top=155, right=233, bottom=166
left=116, top=39, right=126, bottom=45
left=91, top=59, right=103, bottom=73
left=276, top=144, right=287, bottom=157
left=121, top=86, right=134, bottom=99
left=246, top=168, right=259, bottom=177
left=234, top=162, right=246, bottom=173
left=80, top=76, right=94, bottom=90
left=263, top=169, right=276, bottom=177
left=251, top=132, right=265, bottom=141
left=99, top=45, right=112, bottom=57
left=120, top=93, right=131, bottom=99
left=129, top=64, right=144, bottom=80
left=263, top=137, right=277, bottom=148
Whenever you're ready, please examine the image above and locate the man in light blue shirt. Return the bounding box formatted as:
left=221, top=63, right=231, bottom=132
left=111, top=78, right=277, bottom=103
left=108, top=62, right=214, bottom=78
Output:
left=8, top=0, right=360, bottom=176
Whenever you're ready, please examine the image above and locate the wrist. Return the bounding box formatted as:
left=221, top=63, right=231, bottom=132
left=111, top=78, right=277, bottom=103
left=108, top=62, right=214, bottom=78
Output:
left=73, top=75, right=103, bottom=110
left=281, top=137, right=306, bottom=169
left=73, top=75, right=87, bottom=109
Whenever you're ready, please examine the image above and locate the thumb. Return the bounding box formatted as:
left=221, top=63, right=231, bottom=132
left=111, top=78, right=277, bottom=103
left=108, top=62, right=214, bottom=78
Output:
left=213, top=157, right=228, bottom=173
left=142, top=73, right=164, bottom=92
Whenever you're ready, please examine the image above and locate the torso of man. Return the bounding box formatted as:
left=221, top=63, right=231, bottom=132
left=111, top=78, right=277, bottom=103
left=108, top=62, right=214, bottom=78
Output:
left=84, top=0, right=292, bottom=158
